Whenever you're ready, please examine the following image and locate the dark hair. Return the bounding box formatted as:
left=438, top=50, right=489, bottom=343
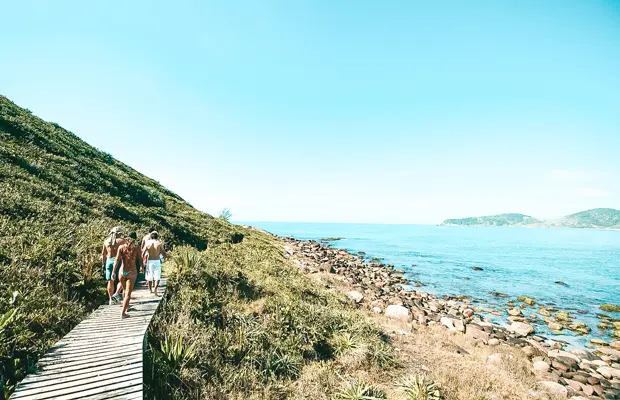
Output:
left=150, top=232, right=159, bottom=240
left=128, top=231, right=137, bottom=240
left=148, top=226, right=156, bottom=233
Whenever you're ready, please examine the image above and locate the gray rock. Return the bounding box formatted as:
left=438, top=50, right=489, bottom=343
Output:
left=385, top=304, right=410, bottom=321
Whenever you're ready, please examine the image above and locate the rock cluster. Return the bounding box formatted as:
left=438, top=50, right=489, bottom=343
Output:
left=282, top=237, right=620, bottom=399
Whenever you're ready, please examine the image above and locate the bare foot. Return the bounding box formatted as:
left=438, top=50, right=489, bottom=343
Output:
left=121, top=313, right=130, bottom=319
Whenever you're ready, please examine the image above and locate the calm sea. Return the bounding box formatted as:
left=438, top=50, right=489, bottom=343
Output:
left=246, top=222, right=620, bottom=347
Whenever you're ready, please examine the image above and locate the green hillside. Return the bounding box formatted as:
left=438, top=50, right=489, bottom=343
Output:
left=543, top=208, right=620, bottom=228
left=442, top=213, right=540, bottom=227
left=0, top=96, right=391, bottom=398
left=442, top=209, right=620, bottom=228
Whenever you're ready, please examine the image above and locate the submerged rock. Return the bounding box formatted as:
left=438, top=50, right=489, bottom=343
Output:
left=600, top=304, right=620, bottom=312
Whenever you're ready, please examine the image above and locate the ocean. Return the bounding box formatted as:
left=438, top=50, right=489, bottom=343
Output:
left=246, top=222, right=620, bottom=347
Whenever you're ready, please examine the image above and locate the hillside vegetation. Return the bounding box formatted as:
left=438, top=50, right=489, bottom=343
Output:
left=0, top=96, right=395, bottom=398
left=441, top=208, right=620, bottom=228
left=442, top=213, right=540, bottom=227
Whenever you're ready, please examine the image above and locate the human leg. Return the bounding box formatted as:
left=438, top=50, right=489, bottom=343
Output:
left=121, top=274, right=135, bottom=318
left=152, top=261, right=162, bottom=296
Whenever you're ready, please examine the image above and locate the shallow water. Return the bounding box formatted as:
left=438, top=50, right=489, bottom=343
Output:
left=246, top=222, right=620, bottom=346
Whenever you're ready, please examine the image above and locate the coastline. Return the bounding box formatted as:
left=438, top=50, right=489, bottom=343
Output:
left=261, top=230, right=620, bottom=399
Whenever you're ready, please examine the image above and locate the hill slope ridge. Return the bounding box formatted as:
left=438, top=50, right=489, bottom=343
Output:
left=441, top=208, right=620, bottom=228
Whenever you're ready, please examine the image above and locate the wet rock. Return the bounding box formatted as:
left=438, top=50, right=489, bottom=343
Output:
left=489, top=291, right=509, bottom=297
left=508, top=308, right=523, bottom=316
left=600, top=304, right=620, bottom=312
left=555, top=281, right=568, bottom=286
left=538, top=308, right=551, bottom=317
left=548, top=321, right=563, bottom=331
left=555, top=310, right=571, bottom=322
left=592, top=338, right=609, bottom=347
left=472, top=266, right=483, bottom=271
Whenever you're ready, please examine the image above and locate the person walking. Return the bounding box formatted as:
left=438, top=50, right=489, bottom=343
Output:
left=141, top=227, right=157, bottom=252
left=143, top=231, right=167, bottom=296
left=101, top=227, right=125, bottom=305
left=112, top=231, right=143, bottom=319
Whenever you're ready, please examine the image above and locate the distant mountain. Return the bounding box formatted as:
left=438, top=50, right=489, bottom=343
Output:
left=442, top=213, right=541, bottom=227
left=441, top=208, right=620, bottom=229
left=542, top=208, right=620, bottom=229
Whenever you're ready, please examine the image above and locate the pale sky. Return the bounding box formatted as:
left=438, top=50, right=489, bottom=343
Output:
left=1, top=1, right=619, bottom=223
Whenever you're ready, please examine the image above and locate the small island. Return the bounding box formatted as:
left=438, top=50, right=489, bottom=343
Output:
left=441, top=208, right=620, bottom=229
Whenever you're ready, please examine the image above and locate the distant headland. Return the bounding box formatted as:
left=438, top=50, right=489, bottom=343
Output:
left=441, top=208, right=620, bottom=229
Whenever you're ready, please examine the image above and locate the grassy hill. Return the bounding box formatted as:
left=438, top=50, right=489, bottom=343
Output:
left=542, top=208, right=620, bottom=228
left=441, top=213, right=540, bottom=227
left=0, top=96, right=393, bottom=398
left=442, top=209, right=620, bottom=228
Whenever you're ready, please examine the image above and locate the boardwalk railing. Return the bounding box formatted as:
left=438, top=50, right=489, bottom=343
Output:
left=10, top=278, right=166, bottom=400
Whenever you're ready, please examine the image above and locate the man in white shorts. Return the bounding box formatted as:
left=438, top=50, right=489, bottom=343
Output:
left=143, top=231, right=167, bottom=296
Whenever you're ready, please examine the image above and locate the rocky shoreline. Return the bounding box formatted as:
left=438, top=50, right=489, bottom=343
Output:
left=280, top=236, right=620, bottom=399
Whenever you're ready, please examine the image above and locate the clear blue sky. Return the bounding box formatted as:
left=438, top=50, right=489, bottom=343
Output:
left=1, top=1, right=619, bottom=223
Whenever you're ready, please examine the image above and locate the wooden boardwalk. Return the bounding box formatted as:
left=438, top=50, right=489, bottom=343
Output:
left=10, top=279, right=166, bottom=400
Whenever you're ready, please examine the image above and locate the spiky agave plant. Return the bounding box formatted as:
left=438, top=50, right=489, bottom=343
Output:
left=398, top=375, right=442, bottom=400
left=333, top=378, right=387, bottom=400
left=159, top=334, right=197, bottom=369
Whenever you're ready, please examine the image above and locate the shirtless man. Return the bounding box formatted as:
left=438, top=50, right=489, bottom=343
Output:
left=112, top=231, right=143, bottom=319
left=143, top=231, right=167, bottom=296
left=141, top=227, right=157, bottom=253
left=101, top=227, right=125, bottom=305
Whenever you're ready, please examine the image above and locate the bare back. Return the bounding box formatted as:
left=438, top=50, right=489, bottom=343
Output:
left=144, top=239, right=166, bottom=260
left=104, top=238, right=125, bottom=258
left=116, top=241, right=141, bottom=274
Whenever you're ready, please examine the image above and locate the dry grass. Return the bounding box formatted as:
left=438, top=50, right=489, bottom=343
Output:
left=302, top=270, right=565, bottom=400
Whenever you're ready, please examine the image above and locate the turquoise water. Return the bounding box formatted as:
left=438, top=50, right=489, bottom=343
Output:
left=248, top=222, right=620, bottom=346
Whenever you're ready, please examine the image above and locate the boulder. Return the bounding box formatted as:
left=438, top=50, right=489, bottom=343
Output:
left=611, top=341, right=620, bottom=351
left=385, top=304, right=410, bottom=321
left=591, top=338, right=608, bottom=347
left=548, top=349, right=581, bottom=363
left=508, top=308, right=522, bottom=316
left=466, top=325, right=490, bottom=343
left=597, top=366, right=620, bottom=379
left=547, top=322, right=563, bottom=331
left=488, top=338, right=500, bottom=346
left=347, top=291, right=364, bottom=304
left=539, top=381, right=567, bottom=397
left=533, top=360, right=550, bottom=372
left=510, top=321, right=534, bottom=337
left=440, top=317, right=457, bottom=331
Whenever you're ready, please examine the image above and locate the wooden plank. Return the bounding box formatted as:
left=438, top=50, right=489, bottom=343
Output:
left=10, top=278, right=166, bottom=400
